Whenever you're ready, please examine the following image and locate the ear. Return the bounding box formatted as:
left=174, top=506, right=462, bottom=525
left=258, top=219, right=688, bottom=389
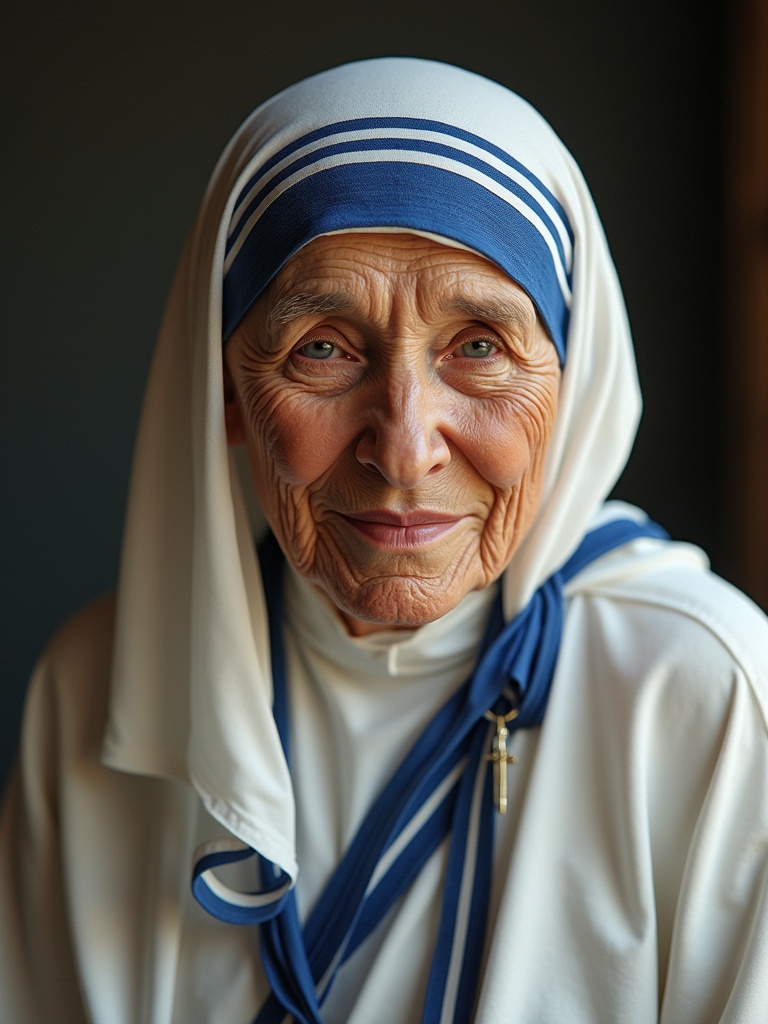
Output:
left=222, top=360, right=246, bottom=446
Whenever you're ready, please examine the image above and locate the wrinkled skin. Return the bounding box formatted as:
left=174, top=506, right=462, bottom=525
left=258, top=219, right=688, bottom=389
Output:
left=224, top=233, right=560, bottom=635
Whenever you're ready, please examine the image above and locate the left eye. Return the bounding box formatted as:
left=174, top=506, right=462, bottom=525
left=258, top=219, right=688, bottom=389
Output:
left=458, top=339, right=497, bottom=358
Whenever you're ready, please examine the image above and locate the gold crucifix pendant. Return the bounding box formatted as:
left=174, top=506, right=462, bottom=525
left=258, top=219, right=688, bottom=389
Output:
left=484, top=708, right=519, bottom=814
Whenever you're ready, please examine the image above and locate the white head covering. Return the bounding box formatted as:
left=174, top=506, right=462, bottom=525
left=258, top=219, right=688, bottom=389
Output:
left=102, top=58, right=641, bottom=881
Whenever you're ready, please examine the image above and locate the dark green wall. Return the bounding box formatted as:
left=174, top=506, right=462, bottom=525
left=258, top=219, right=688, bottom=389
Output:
left=1, top=1, right=727, bottom=790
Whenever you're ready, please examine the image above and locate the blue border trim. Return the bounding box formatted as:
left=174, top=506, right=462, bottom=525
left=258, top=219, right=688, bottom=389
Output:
left=227, top=137, right=571, bottom=276
left=191, top=847, right=294, bottom=925
left=230, top=117, right=572, bottom=247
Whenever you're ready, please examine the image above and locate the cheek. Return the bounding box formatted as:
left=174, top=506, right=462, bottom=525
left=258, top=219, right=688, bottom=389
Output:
left=462, top=422, right=533, bottom=490
left=456, top=383, right=559, bottom=490
left=245, top=388, right=357, bottom=488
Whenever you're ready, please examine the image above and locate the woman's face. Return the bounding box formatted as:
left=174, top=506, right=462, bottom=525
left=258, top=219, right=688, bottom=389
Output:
left=224, top=232, right=560, bottom=634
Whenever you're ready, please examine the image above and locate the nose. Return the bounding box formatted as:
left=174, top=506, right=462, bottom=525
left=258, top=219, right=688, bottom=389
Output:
left=355, top=370, right=451, bottom=488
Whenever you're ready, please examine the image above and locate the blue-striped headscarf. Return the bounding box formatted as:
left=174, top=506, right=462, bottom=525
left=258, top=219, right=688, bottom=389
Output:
left=221, top=60, right=575, bottom=364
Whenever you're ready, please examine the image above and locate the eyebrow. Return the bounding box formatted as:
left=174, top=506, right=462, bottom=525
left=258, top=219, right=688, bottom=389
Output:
left=447, top=295, right=537, bottom=332
left=268, top=291, right=355, bottom=331
left=265, top=288, right=538, bottom=336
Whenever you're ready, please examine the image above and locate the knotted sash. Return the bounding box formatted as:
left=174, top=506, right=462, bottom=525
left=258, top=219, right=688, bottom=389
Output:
left=193, top=517, right=667, bottom=1023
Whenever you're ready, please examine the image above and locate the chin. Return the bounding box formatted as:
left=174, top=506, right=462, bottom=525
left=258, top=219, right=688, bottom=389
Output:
left=321, top=573, right=478, bottom=635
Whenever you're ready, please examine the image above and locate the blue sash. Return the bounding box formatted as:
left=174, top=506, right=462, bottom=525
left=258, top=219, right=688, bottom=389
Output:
left=193, top=516, right=667, bottom=1023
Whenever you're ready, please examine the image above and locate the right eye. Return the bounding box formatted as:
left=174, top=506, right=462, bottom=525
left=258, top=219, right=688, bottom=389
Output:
left=297, top=339, right=346, bottom=360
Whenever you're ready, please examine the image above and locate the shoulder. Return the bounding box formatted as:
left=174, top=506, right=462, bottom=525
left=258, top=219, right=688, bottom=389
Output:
left=22, top=592, right=117, bottom=761
left=564, top=540, right=768, bottom=731
left=41, top=590, right=117, bottom=673
left=607, top=555, right=765, bottom=681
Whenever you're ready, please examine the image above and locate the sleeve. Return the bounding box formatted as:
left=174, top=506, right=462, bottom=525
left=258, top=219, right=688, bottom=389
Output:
left=559, top=558, right=768, bottom=1024
left=0, top=657, right=89, bottom=1024
left=658, top=659, right=768, bottom=1024
left=596, top=561, right=768, bottom=1024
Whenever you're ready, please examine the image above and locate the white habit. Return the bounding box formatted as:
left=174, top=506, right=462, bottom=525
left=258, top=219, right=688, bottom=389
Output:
left=2, top=58, right=768, bottom=1024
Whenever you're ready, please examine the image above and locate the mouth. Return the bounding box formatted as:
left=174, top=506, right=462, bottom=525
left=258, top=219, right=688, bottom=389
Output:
left=339, top=509, right=464, bottom=549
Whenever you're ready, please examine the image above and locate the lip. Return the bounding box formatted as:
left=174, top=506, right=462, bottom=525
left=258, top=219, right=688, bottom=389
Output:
left=340, top=509, right=463, bottom=549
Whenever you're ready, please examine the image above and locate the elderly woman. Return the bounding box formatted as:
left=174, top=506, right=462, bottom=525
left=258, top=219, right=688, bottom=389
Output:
left=2, top=58, right=768, bottom=1024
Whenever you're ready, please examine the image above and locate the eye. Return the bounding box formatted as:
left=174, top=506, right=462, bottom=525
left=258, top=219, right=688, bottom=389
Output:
left=447, top=328, right=501, bottom=361
left=297, top=338, right=345, bottom=360
left=458, top=338, right=497, bottom=359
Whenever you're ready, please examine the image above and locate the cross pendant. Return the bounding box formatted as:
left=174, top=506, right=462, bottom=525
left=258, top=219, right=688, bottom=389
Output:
left=485, top=714, right=518, bottom=814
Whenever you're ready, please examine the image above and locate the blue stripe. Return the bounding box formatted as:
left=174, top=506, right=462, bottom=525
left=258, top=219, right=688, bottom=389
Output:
left=223, top=161, right=569, bottom=362
left=558, top=517, right=669, bottom=581
left=227, top=137, right=571, bottom=275
left=423, top=724, right=492, bottom=1024
left=230, top=117, right=571, bottom=245
left=191, top=848, right=293, bottom=925
left=455, top=762, right=494, bottom=1024
left=258, top=887, right=323, bottom=1024
left=348, top=784, right=458, bottom=956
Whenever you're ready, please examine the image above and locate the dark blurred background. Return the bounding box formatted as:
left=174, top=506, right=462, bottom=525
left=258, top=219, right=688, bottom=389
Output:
left=3, top=1, right=766, bottom=792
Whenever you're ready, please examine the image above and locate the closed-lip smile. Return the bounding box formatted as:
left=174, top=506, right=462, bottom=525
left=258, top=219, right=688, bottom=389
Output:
left=340, top=509, right=463, bottom=548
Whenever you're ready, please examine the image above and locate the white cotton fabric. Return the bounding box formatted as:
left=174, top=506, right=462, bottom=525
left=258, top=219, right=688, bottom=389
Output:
left=3, top=532, right=768, bottom=1024
left=3, top=57, right=768, bottom=1024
